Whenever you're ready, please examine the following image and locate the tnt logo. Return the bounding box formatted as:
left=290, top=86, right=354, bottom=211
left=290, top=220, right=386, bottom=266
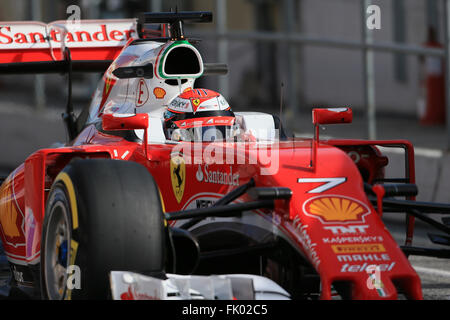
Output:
left=324, top=225, right=369, bottom=235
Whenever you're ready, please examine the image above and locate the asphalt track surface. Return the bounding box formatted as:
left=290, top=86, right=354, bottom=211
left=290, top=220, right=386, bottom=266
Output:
left=382, top=213, right=450, bottom=300
left=0, top=105, right=449, bottom=300
left=1, top=215, right=448, bottom=300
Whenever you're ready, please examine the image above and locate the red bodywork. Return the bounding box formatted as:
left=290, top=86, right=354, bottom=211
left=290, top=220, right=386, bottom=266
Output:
left=0, top=19, right=423, bottom=299
left=0, top=123, right=423, bottom=299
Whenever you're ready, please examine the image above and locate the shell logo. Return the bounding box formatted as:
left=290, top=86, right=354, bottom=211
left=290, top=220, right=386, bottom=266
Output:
left=153, top=87, right=166, bottom=99
left=303, top=195, right=370, bottom=224
left=0, top=182, right=21, bottom=239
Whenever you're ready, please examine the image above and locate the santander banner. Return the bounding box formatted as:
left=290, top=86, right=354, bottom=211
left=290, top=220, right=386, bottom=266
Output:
left=0, top=19, right=138, bottom=50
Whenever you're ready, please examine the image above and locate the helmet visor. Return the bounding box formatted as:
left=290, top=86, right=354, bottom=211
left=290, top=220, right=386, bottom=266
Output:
left=168, top=125, right=236, bottom=142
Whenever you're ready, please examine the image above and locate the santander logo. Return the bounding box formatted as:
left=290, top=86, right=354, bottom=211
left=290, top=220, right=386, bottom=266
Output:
left=0, top=21, right=137, bottom=49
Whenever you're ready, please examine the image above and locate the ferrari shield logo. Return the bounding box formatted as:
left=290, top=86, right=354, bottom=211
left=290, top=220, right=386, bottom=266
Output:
left=192, top=98, right=201, bottom=107
left=192, top=98, right=201, bottom=112
left=170, top=154, right=185, bottom=203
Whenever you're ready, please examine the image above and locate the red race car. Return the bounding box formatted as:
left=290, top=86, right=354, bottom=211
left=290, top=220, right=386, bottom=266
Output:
left=0, top=11, right=449, bottom=300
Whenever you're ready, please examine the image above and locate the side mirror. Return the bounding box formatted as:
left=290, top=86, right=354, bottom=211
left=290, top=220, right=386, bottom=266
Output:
left=312, top=108, right=353, bottom=125
left=102, top=113, right=149, bottom=159
left=309, top=108, right=352, bottom=170
left=102, top=113, right=149, bottom=131
left=112, top=64, right=153, bottom=79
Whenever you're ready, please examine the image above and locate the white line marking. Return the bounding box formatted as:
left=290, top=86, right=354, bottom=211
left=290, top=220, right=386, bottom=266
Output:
left=297, top=177, right=347, bottom=193
left=121, top=150, right=130, bottom=159
left=378, top=146, right=443, bottom=158
left=413, top=266, right=450, bottom=278
left=415, top=148, right=443, bottom=158
left=292, top=134, right=444, bottom=159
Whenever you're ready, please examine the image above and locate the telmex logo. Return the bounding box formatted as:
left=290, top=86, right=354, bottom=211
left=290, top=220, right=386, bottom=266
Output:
left=303, top=195, right=370, bottom=224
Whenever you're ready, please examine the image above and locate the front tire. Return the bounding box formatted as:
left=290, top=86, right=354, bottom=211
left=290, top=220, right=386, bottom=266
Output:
left=40, top=159, right=166, bottom=299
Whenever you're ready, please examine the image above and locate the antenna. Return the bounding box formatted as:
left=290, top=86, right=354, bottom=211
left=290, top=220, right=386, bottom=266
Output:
left=279, top=82, right=284, bottom=123
left=177, top=78, right=182, bottom=93
left=62, top=47, right=77, bottom=141
left=138, top=11, right=212, bottom=40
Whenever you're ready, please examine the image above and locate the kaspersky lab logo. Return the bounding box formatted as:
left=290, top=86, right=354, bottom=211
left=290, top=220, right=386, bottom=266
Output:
left=196, top=164, right=239, bottom=186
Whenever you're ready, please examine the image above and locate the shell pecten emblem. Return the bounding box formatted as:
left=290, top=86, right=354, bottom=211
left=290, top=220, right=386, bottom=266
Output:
left=0, top=181, right=21, bottom=239
left=303, top=195, right=370, bottom=224
left=153, top=87, right=166, bottom=99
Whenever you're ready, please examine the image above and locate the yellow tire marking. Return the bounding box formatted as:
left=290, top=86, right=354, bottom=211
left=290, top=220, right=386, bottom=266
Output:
left=158, top=188, right=167, bottom=227
left=55, top=172, right=79, bottom=230
left=69, top=239, right=79, bottom=269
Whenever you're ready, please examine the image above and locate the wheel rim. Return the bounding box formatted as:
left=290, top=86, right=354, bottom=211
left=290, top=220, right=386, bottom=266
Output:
left=44, top=201, right=71, bottom=300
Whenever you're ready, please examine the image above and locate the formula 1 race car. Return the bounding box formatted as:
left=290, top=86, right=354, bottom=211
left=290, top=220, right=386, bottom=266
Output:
left=0, top=11, right=449, bottom=300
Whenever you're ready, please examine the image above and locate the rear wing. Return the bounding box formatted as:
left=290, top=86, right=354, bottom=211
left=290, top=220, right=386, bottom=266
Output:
left=0, top=19, right=140, bottom=73
left=0, top=12, right=222, bottom=141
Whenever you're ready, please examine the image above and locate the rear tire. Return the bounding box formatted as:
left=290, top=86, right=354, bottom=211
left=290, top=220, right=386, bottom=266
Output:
left=40, top=159, right=166, bottom=299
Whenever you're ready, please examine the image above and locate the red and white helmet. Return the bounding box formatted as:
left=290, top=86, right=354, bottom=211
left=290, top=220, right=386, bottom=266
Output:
left=163, top=89, right=237, bottom=141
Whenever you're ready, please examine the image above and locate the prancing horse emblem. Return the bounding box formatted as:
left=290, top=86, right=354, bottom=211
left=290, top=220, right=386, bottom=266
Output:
left=170, top=154, right=185, bottom=203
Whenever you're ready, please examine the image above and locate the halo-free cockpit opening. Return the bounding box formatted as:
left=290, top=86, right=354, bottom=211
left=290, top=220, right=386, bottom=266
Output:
left=164, top=46, right=201, bottom=75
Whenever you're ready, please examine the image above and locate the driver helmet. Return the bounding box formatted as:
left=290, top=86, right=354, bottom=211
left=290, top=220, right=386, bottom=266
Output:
left=164, top=89, right=237, bottom=142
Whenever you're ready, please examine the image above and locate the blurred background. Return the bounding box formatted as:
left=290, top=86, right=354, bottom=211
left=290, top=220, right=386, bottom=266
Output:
left=1, top=0, right=450, bottom=203
left=1, top=1, right=450, bottom=297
